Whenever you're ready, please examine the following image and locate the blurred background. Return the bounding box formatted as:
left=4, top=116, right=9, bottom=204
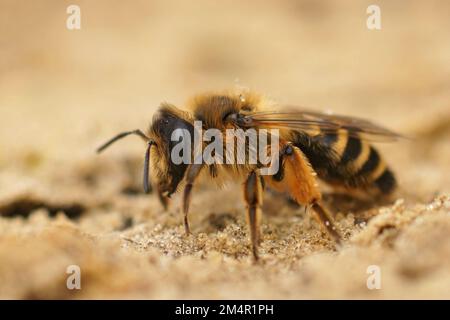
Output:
left=0, top=0, right=450, bottom=299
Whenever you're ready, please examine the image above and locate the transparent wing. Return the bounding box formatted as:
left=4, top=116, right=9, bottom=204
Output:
left=240, top=109, right=403, bottom=142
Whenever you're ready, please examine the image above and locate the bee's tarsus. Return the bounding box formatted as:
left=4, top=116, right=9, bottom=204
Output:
left=183, top=216, right=191, bottom=235
left=244, top=171, right=263, bottom=261
left=182, top=164, right=203, bottom=236
left=157, top=187, right=169, bottom=210
left=311, top=201, right=342, bottom=245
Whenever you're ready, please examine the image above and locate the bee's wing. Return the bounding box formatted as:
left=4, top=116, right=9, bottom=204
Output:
left=241, top=109, right=403, bottom=142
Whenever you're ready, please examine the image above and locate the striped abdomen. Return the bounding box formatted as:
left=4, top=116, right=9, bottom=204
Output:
left=290, top=129, right=396, bottom=196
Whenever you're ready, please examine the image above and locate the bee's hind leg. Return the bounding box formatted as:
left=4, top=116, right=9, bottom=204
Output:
left=310, top=201, right=342, bottom=245
left=243, top=170, right=264, bottom=261
left=264, top=144, right=342, bottom=247
left=181, top=164, right=202, bottom=235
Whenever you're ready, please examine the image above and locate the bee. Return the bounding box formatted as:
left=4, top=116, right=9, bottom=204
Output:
left=97, top=91, right=401, bottom=260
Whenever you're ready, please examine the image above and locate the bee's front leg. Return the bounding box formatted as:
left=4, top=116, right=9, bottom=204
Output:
left=156, top=184, right=169, bottom=210
left=243, top=170, right=264, bottom=261
left=181, top=164, right=202, bottom=235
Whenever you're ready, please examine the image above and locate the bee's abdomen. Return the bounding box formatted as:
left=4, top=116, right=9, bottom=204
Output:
left=290, top=130, right=396, bottom=196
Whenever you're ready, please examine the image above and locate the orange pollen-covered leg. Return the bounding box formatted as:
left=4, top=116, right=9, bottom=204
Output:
left=265, top=143, right=341, bottom=245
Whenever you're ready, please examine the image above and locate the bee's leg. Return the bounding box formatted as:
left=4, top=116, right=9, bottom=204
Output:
left=157, top=185, right=169, bottom=210
left=264, top=143, right=342, bottom=246
left=310, top=201, right=342, bottom=245
left=182, top=164, right=202, bottom=235
left=243, top=170, right=264, bottom=261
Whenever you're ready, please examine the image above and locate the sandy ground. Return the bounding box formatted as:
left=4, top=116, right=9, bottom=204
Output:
left=0, top=0, right=449, bottom=299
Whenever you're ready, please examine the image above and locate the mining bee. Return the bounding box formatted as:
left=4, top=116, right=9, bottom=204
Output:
left=97, top=91, right=401, bottom=260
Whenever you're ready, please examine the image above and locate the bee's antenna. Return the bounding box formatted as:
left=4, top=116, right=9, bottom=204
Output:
left=143, top=141, right=155, bottom=194
left=96, top=129, right=150, bottom=153
left=97, top=129, right=156, bottom=193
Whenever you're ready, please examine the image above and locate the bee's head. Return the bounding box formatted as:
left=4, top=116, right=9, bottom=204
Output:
left=147, top=104, right=194, bottom=196
left=149, top=104, right=194, bottom=145
left=96, top=103, right=194, bottom=204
